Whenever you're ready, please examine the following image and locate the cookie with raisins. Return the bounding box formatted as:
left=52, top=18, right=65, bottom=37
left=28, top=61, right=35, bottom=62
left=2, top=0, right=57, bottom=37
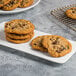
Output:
left=19, top=0, right=34, bottom=8
left=5, top=19, right=35, bottom=34
left=0, top=0, right=10, bottom=7
left=5, top=31, right=34, bottom=39
left=42, top=35, right=72, bottom=57
left=5, top=31, right=34, bottom=44
left=2, top=0, right=22, bottom=11
left=30, top=36, right=48, bottom=52
left=66, top=7, right=76, bottom=19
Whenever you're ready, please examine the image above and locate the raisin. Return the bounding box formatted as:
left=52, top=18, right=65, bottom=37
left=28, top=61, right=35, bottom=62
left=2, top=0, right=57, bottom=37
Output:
left=56, top=50, right=61, bottom=53
left=34, top=43, right=37, bottom=45
left=67, top=45, right=69, bottom=49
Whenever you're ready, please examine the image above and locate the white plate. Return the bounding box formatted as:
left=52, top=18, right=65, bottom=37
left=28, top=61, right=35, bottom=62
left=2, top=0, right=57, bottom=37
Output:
left=0, top=22, right=76, bottom=64
left=0, top=0, right=40, bottom=14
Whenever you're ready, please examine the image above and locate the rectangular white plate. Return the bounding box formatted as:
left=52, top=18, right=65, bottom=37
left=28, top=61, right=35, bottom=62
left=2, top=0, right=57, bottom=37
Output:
left=0, top=22, right=76, bottom=63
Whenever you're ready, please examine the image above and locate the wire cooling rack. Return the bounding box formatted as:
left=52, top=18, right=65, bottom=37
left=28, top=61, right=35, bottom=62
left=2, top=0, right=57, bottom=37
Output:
left=51, top=4, right=76, bottom=31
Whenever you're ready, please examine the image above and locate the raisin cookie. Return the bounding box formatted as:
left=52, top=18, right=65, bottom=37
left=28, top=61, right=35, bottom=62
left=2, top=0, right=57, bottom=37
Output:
left=19, top=0, right=34, bottom=8
left=31, top=36, right=48, bottom=52
left=2, top=0, right=22, bottom=11
left=6, top=36, right=31, bottom=44
left=5, top=31, right=34, bottom=39
left=5, top=19, right=35, bottom=34
left=0, top=0, right=10, bottom=7
left=66, top=7, right=76, bottom=19
left=6, top=33, right=34, bottom=44
left=42, top=35, right=72, bottom=57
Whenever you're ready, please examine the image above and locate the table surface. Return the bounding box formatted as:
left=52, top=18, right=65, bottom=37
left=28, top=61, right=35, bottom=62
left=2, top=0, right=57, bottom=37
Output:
left=0, top=0, right=76, bottom=76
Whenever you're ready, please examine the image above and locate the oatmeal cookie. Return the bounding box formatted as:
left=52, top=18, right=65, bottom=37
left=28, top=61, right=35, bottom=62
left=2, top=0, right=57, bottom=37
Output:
left=0, top=0, right=10, bottom=7
left=19, top=0, right=34, bottom=8
left=5, top=19, right=35, bottom=34
left=5, top=31, right=34, bottom=39
left=66, top=7, right=76, bottom=19
left=2, top=0, right=22, bottom=11
left=42, top=35, right=72, bottom=57
left=31, top=36, right=48, bottom=52
left=6, top=36, right=31, bottom=44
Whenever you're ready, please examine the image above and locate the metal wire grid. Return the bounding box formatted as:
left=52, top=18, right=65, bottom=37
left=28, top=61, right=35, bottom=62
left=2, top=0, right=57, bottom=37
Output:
left=51, top=4, right=76, bottom=31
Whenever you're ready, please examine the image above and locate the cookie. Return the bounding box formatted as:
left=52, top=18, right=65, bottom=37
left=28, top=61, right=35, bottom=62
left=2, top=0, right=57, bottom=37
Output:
left=6, top=36, right=31, bottom=44
left=19, top=0, right=34, bottom=8
left=5, top=19, right=35, bottom=34
left=0, top=0, right=10, bottom=7
left=66, top=7, right=76, bottom=19
left=2, top=0, right=22, bottom=11
left=6, top=34, right=33, bottom=44
left=5, top=31, right=34, bottom=39
left=42, top=35, right=72, bottom=57
left=31, top=36, right=48, bottom=52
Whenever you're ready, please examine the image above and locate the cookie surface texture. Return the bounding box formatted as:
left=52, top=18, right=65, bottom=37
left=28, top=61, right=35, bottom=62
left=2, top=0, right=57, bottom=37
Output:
left=2, top=0, right=22, bottom=11
left=19, top=0, right=34, bottom=8
left=66, top=7, right=76, bottom=19
left=31, top=36, right=48, bottom=52
left=42, top=35, right=72, bottom=57
left=5, top=19, right=35, bottom=34
left=0, top=0, right=10, bottom=7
